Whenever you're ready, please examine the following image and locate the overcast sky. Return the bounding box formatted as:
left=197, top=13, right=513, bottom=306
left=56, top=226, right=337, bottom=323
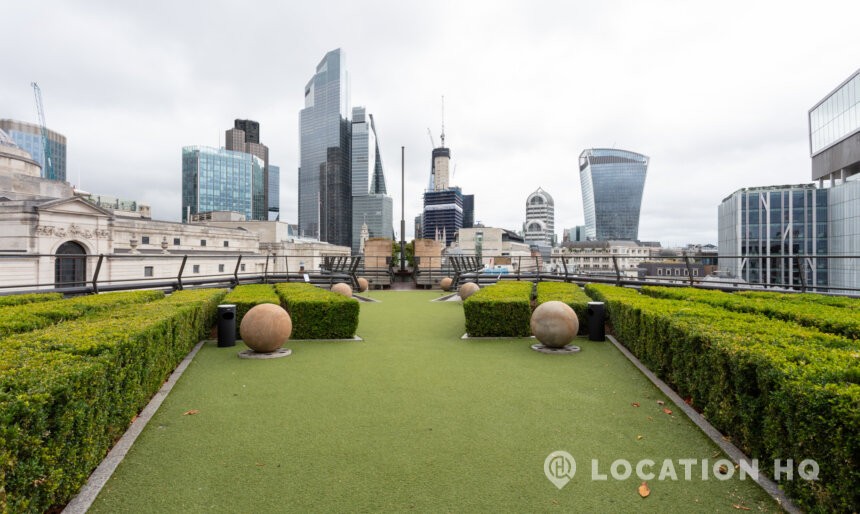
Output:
left=2, top=1, right=858, bottom=245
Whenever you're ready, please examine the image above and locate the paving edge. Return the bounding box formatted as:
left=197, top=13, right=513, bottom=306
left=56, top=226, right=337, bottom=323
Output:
left=606, top=334, right=801, bottom=514
left=62, top=339, right=207, bottom=514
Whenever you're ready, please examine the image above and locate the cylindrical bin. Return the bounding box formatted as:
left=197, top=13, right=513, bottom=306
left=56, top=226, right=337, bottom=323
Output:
left=217, top=304, right=237, bottom=347
left=587, top=301, right=606, bottom=342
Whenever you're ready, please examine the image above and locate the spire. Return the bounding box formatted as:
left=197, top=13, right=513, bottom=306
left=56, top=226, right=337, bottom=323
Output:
left=440, top=95, right=446, bottom=148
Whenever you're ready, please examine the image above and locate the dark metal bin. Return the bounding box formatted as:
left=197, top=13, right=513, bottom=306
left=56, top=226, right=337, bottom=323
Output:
left=587, top=301, right=605, bottom=341
left=217, top=304, right=237, bottom=347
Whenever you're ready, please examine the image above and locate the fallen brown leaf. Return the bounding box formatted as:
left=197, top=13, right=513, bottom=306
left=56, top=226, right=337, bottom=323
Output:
left=638, top=481, right=650, bottom=498
left=183, top=409, right=200, bottom=416
left=719, top=464, right=729, bottom=474
left=636, top=435, right=644, bottom=440
left=662, top=408, right=673, bottom=415
left=732, top=505, right=751, bottom=511
left=684, top=397, right=693, bottom=405
left=631, top=402, right=640, bottom=407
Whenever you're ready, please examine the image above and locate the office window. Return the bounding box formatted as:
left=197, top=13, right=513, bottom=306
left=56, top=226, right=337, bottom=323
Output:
left=240, top=264, right=246, bottom=271
left=657, top=269, right=662, bottom=276
left=144, top=266, right=154, bottom=277
left=223, top=240, right=229, bottom=247
left=173, top=238, right=180, bottom=246
left=201, top=240, right=207, bottom=247
left=218, top=264, right=225, bottom=272
left=193, top=265, right=200, bottom=273
left=141, top=236, right=150, bottom=245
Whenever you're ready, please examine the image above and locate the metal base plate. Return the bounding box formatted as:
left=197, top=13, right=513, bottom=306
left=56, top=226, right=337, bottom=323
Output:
left=530, top=343, right=581, bottom=355
left=237, top=348, right=293, bottom=359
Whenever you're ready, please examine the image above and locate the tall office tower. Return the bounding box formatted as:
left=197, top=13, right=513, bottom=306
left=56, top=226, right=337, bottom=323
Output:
left=268, top=164, right=280, bottom=221
left=181, top=146, right=265, bottom=222
left=462, top=194, right=474, bottom=228
left=523, top=187, right=555, bottom=245
left=0, top=119, right=67, bottom=182
left=579, top=148, right=649, bottom=241
left=422, top=187, right=463, bottom=248
left=299, top=48, right=352, bottom=246
left=350, top=106, right=393, bottom=253
left=431, top=147, right=451, bottom=191
left=718, top=184, right=827, bottom=288
left=226, top=119, right=270, bottom=215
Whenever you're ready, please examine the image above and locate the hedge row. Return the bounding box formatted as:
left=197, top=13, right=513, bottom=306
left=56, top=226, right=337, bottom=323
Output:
left=641, top=286, right=860, bottom=340
left=274, top=283, right=359, bottom=339
left=535, top=282, right=590, bottom=334
left=736, top=290, right=860, bottom=310
left=222, top=285, right=281, bottom=336
left=463, top=281, right=533, bottom=337
left=0, top=290, right=165, bottom=338
left=585, top=284, right=860, bottom=511
left=0, top=292, right=63, bottom=307
left=0, top=288, right=226, bottom=513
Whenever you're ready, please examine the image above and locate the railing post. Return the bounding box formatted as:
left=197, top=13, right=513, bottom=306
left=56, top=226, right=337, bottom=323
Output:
left=91, top=254, right=104, bottom=294
left=795, top=257, right=807, bottom=293
left=611, top=255, right=621, bottom=286
left=284, top=253, right=289, bottom=282
left=264, top=252, right=270, bottom=284
left=177, top=255, right=188, bottom=290
left=233, top=255, right=242, bottom=286
left=561, top=256, right=569, bottom=282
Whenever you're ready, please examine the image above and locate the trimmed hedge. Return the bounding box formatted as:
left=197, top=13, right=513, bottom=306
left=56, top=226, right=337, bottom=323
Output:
left=0, top=292, right=63, bottom=307
left=274, top=283, right=359, bottom=339
left=0, top=288, right=225, bottom=513
left=222, top=285, right=281, bottom=336
left=585, top=284, right=860, bottom=511
left=0, top=290, right=165, bottom=338
left=736, top=290, right=860, bottom=310
left=535, top=282, right=590, bottom=334
left=641, top=286, right=860, bottom=340
left=463, top=281, right=533, bottom=337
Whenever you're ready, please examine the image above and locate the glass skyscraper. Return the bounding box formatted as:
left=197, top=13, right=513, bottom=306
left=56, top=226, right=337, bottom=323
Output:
left=299, top=48, right=352, bottom=245
left=350, top=106, right=393, bottom=253
left=718, top=184, right=828, bottom=288
left=0, top=119, right=67, bottom=182
left=579, top=148, right=648, bottom=241
left=423, top=188, right=463, bottom=247
left=268, top=164, right=280, bottom=221
left=181, top=146, right=265, bottom=222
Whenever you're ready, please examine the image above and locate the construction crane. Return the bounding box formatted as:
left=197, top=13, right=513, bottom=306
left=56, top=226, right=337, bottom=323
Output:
left=31, top=82, right=55, bottom=180
left=426, top=127, right=436, bottom=149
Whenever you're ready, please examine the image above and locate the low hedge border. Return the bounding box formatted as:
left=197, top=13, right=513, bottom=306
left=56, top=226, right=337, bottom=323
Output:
left=463, top=281, right=533, bottom=337
left=641, top=286, right=860, bottom=340
left=222, top=285, right=280, bottom=336
left=736, top=290, right=860, bottom=310
left=585, top=283, right=860, bottom=511
left=535, top=282, right=590, bottom=335
left=0, top=288, right=225, bottom=513
left=274, top=283, right=359, bottom=339
left=0, top=292, right=63, bottom=307
left=0, top=290, right=165, bottom=338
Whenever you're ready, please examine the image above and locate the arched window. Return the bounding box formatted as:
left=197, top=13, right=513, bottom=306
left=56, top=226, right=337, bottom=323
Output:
left=55, top=241, right=87, bottom=288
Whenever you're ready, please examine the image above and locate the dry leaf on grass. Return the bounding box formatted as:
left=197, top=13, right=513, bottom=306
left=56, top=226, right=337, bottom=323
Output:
left=719, top=464, right=729, bottom=475
left=732, top=505, right=751, bottom=511
left=662, top=408, right=673, bottom=415
left=631, top=402, right=640, bottom=407
left=638, top=481, right=650, bottom=498
left=183, top=409, right=200, bottom=416
left=636, top=435, right=644, bottom=440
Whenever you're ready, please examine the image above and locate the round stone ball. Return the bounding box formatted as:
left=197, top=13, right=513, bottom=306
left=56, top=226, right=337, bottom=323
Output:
left=332, top=282, right=353, bottom=297
left=458, top=282, right=480, bottom=300
left=530, top=301, right=579, bottom=348
left=357, top=277, right=369, bottom=292
left=240, top=303, right=292, bottom=353
left=440, top=277, right=453, bottom=291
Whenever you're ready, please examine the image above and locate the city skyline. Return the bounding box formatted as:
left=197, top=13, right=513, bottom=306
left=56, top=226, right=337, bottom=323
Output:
left=2, top=2, right=859, bottom=245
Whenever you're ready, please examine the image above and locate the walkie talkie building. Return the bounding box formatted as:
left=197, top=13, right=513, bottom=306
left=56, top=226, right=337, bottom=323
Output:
left=579, top=148, right=648, bottom=241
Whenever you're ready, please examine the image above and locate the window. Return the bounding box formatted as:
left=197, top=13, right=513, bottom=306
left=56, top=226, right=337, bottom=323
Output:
left=657, top=269, right=663, bottom=276
left=240, top=264, right=246, bottom=272
left=173, top=238, right=180, bottom=246
left=144, top=266, right=154, bottom=277
left=223, top=241, right=229, bottom=247
left=218, top=264, right=225, bottom=272
left=693, top=269, right=699, bottom=276
left=675, top=268, right=681, bottom=276
left=141, top=236, right=150, bottom=245
left=193, top=265, right=200, bottom=273
left=200, top=240, right=207, bottom=247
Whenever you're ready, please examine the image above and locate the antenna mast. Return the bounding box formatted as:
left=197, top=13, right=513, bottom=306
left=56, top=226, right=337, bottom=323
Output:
left=440, top=95, right=445, bottom=148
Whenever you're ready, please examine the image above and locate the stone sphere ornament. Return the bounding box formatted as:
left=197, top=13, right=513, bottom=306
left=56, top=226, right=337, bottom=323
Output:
left=440, top=277, right=453, bottom=291
left=458, top=282, right=480, bottom=300
left=357, top=277, right=369, bottom=292
left=530, top=301, right=579, bottom=348
left=239, top=303, right=293, bottom=353
left=332, top=282, right=353, bottom=297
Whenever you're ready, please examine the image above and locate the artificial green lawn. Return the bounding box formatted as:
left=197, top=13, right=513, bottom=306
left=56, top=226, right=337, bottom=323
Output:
left=90, top=290, right=779, bottom=513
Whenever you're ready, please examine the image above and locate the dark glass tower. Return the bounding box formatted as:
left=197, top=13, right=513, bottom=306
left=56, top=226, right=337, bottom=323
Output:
left=350, top=107, right=393, bottom=253
left=299, top=48, right=352, bottom=246
left=579, top=148, right=648, bottom=241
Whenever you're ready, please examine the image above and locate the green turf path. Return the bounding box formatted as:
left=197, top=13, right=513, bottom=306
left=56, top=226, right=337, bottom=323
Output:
left=90, top=290, right=779, bottom=513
